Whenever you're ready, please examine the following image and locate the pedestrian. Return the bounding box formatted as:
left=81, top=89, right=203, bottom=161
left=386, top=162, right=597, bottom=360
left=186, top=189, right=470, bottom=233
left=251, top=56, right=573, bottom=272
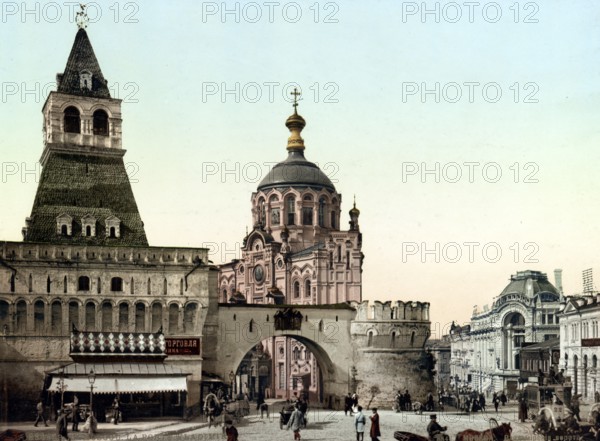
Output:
left=345, top=393, right=353, bottom=416
left=369, top=408, right=381, bottom=441
left=405, top=390, right=412, bottom=411
left=112, top=396, right=120, bottom=424
left=500, top=391, right=507, bottom=406
left=225, top=420, right=238, bottom=441
left=493, top=395, right=500, bottom=413
left=479, top=393, right=486, bottom=412
left=56, top=409, right=70, bottom=441
left=72, top=394, right=80, bottom=432
left=286, top=403, right=305, bottom=441
left=571, top=394, right=581, bottom=421
left=33, top=399, right=48, bottom=427
left=354, top=405, right=366, bottom=441
left=352, top=393, right=359, bottom=413
left=518, top=397, right=528, bottom=422
left=595, top=390, right=600, bottom=403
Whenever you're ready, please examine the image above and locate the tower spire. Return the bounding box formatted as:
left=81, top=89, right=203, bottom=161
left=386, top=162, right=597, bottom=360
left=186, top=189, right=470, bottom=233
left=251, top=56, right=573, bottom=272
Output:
left=285, top=88, right=306, bottom=152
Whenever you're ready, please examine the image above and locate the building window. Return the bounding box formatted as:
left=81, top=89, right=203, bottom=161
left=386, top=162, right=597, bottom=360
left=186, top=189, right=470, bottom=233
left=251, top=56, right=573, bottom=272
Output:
left=180, top=278, right=184, bottom=295
left=148, top=278, right=152, bottom=295
left=258, top=198, right=266, bottom=225
left=78, top=276, right=90, bottom=291
left=34, top=301, right=44, bottom=334
left=63, top=276, right=68, bottom=293
left=97, top=277, right=101, bottom=294
left=152, top=303, right=162, bottom=332
left=293, top=281, right=300, bottom=298
left=111, top=277, right=123, bottom=292
left=163, top=278, right=168, bottom=295
left=169, top=304, right=179, bottom=334
left=368, top=331, right=373, bottom=347
left=28, top=274, right=33, bottom=293
left=286, top=197, right=295, bottom=225
left=293, top=347, right=301, bottom=360
left=64, top=106, right=80, bottom=133
left=279, top=364, right=285, bottom=389
left=93, top=109, right=109, bottom=136
left=46, top=276, right=51, bottom=294
left=118, top=303, right=129, bottom=331
left=302, top=207, right=313, bottom=225
left=184, top=303, right=197, bottom=333
left=131, top=277, right=135, bottom=294
left=10, top=274, right=15, bottom=293
left=102, top=301, right=112, bottom=329
left=50, top=301, right=61, bottom=335
left=318, top=198, right=326, bottom=227
left=305, top=280, right=311, bottom=297
left=271, top=208, right=280, bottom=226
left=86, top=303, right=96, bottom=330
left=68, top=301, right=79, bottom=331
left=330, top=211, right=336, bottom=229
left=135, top=303, right=145, bottom=332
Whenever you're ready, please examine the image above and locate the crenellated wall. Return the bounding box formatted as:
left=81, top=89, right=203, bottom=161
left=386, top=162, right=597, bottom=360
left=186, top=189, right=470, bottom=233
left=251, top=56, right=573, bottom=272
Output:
left=349, top=300, right=435, bottom=409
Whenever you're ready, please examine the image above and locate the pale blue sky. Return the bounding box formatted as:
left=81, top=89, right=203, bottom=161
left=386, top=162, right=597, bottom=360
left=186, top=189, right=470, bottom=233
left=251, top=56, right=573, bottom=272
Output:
left=1, top=1, right=599, bottom=330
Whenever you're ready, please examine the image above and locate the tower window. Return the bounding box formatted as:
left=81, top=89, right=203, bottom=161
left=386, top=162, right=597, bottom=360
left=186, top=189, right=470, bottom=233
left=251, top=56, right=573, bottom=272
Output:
left=293, top=281, right=300, bottom=298
left=305, top=280, right=311, bottom=297
left=78, top=276, right=90, bottom=291
left=64, top=106, right=81, bottom=133
left=111, top=277, right=123, bottom=292
left=331, top=211, right=337, bottom=229
left=286, top=197, right=296, bottom=225
left=93, top=110, right=109, bottom=136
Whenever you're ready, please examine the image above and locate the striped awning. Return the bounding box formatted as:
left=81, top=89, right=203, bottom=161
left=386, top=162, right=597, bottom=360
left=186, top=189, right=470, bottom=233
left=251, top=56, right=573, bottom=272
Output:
left=48, top=376, right=187, bottom=394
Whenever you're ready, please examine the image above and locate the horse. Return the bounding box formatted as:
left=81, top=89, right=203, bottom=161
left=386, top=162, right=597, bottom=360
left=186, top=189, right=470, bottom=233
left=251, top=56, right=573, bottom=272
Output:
left=531, top=407, right=557, bottom=435
left=204, top=393, right=222, bottom=428
left=456, top=423, right=512, bottom=441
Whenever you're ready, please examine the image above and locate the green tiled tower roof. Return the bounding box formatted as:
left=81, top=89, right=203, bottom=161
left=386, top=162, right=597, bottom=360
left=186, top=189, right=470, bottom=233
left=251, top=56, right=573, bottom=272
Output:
left=56, top=28, right=111, bottom=98
left=25, top=150, right=148, bottom=246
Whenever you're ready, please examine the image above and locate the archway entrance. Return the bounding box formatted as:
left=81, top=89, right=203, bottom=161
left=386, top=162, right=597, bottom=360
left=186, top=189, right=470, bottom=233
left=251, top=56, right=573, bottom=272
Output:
left=232, top=335, right=330, bottom=405
left=503, top=312, right=526, bottom=370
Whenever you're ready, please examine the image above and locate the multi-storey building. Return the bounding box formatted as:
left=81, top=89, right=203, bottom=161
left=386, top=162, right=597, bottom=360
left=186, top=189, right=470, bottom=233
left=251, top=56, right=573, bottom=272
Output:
left=218, top=103, right=363, bottom=400
left=449, top=270, right=562, bottom=397
left=0, top=26, right=215, bottom=420
left=559, top=294, right=600, bottom=399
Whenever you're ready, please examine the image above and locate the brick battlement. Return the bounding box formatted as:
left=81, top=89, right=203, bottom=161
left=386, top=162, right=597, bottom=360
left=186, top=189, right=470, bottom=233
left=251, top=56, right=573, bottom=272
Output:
left=350, top=300, right=430, bottom=322
left=0, top=241, right=208, bottom=266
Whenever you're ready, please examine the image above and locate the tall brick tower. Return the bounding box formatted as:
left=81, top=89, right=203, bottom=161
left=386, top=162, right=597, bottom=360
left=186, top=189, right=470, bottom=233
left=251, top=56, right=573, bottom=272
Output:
left=22, top=27, right=147, bottom=246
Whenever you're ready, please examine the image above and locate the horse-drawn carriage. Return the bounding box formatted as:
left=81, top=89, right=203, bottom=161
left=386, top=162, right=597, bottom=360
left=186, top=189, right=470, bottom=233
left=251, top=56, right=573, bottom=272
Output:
left=279, top=403, right=308, bottom=430
left=394, top=419, right=512, bottom=441
left=203, top=393, right=250, bottom=427
left=532, top=405, right=597, bottom=441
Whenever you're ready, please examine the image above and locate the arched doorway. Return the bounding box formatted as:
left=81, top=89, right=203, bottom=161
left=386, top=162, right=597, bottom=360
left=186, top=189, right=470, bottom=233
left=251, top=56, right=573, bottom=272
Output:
left=503, top=312, right=526, bottom=370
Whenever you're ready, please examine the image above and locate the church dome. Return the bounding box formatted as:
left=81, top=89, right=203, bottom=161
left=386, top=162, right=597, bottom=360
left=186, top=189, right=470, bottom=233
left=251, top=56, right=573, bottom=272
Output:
left=258, top=99, right=336, bottom=192
left=257, top=151, right=336, bottom=192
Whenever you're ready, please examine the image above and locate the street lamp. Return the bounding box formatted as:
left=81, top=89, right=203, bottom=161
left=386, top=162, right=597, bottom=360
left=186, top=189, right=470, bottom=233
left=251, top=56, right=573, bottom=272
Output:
left=57, top=369, right=67, bottom=409
left=87, top=369, right=95, bottom=437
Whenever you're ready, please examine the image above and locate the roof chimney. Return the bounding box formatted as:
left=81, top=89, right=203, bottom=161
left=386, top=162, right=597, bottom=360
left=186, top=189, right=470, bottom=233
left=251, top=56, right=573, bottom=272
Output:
left=554, top=269, right=563, bottom=297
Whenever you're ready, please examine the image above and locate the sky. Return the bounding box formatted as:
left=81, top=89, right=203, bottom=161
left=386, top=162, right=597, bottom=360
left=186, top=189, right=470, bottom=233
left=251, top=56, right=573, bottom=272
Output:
left=0, top=1, right=599, bottom=333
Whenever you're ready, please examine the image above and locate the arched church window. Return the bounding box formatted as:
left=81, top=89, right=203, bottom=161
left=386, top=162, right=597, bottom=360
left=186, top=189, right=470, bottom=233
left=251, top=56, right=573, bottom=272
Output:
left=318, top=197, right=326, bottom=227
left=68, top=301, right=79, bottom=332
left=258, top=198, right=266, bottom=225
left=302, top=207, right=313, bottom=225
left=50, top=301, right=61, bottom=335
left=152, top=303, right=162, bottom=332
left=293, top=281, right=300, bottom=298
left=64, top=106, right=81, bottom=133
left=305, top=280, right=311, bottom=297
left=286, top=196, right=296, bottom=225
left=118, top=303, right=129, bottom=331
left=34, top=300, right=44, bottom=334
left=168, top=304, right=179, bottom=333
left=86, top=303, right=96, bottom=330
left=135, top=303, right=146, bottom=332
left=93, top=109, right=109, bottom=136
left=331, top=211, right=337, bottom=229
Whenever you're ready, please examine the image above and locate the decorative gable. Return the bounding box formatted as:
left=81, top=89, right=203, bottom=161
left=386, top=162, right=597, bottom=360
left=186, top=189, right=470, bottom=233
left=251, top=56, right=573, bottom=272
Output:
left=56, top=213, right=73, bottom=236
left=105, top=215, right=121, bottom=238
left=81, top=214, right=96, bottom=237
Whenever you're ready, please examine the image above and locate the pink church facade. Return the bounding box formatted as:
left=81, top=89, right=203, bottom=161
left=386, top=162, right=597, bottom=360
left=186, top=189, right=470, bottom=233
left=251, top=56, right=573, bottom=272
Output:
left=218, top=104, right=363, bottom=400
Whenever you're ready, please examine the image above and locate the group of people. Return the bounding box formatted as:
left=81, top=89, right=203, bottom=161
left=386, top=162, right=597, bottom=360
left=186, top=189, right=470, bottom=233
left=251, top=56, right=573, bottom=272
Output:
left=394, top=390, right=413, bottom=412
left=33, top=395, right=121, bottom=440
left=344, top=393, right=360, bottom=416
left=353, top=406, right=380, bottom=441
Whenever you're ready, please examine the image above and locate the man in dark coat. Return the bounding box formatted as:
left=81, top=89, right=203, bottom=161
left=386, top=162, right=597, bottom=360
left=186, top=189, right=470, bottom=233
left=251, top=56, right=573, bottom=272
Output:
left=369, top=408, right=381, bottom=441
left=427, top=414, right=447, bottom=441
left=345, top=393, right=353, bottom=416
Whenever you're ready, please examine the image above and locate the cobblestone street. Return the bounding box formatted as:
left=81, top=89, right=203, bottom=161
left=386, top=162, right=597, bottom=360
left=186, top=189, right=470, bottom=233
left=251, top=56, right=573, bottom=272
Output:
left=186, top=405, right=544, bottom=441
